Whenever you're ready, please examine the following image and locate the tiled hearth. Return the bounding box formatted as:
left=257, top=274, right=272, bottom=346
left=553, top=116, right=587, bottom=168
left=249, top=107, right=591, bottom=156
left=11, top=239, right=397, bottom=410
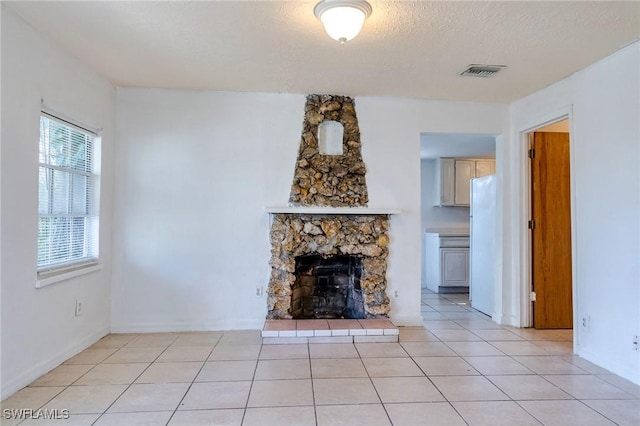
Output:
left=262, top=319, right=399, bottom=344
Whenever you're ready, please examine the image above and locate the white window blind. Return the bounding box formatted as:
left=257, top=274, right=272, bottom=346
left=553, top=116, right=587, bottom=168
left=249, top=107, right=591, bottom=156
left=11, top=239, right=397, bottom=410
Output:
left=38, top=113, right=99, bottom=274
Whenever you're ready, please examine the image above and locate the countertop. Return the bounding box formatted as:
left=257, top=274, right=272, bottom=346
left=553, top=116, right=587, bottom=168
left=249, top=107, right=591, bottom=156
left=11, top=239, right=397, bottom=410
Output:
left=424, top=228, right=470, bottom=237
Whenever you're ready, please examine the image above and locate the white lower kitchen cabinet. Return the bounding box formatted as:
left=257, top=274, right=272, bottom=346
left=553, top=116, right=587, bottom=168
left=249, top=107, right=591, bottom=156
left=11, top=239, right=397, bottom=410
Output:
left=424, top=231, right=470, bottom=293
left=441, top=248, right=469, bottom=286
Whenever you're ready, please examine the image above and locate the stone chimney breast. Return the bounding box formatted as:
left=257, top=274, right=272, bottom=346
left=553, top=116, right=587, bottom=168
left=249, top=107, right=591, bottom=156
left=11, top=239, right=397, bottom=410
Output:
left=289, top=94, right=368, bottom=207
left=267, top=94, right=391, bottom=320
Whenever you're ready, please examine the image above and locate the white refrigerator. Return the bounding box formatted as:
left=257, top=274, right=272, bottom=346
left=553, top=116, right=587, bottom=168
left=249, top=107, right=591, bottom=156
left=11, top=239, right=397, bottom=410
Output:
left=470, top=175, right=496, bottom=317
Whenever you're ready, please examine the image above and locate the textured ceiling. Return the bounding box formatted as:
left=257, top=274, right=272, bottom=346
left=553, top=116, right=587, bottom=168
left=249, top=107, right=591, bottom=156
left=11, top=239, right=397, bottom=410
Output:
left=4, top=1, right=639, bottom=103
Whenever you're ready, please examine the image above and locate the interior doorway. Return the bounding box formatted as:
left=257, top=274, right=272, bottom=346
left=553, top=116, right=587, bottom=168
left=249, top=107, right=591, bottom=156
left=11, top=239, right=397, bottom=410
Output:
left=527, top=119, right=573, bottom=329
left=419, top=133, right=498, bottom=317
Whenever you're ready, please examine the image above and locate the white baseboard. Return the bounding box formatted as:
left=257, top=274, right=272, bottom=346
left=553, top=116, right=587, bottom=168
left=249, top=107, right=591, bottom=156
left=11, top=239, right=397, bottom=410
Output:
left=110, top=319, right=266, bottom=333
left=500, top=314, right=520, bottom=327
left=391, top=314, right=424, bottom=327
left=1, top=326, right=110, bottom=400
left=111, top=315, right=427, bottom=332
left=577, top=347, right=640, bottom=385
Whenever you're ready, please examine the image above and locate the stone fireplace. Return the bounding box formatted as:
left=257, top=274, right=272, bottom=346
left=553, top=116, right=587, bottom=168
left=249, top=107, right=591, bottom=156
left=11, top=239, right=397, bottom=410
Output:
left=266, top=94, right=393, bottom=321
left=267, top=213, right=389, bottom=319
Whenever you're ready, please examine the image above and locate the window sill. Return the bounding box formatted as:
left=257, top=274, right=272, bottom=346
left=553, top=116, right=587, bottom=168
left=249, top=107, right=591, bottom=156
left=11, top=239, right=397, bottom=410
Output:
left=36, top=262, right=103, bottom=288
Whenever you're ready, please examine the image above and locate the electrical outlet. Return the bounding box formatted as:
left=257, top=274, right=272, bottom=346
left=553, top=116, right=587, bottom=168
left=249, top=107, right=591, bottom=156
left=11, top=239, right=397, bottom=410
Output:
left=633, top=335, right=639, bottom=351
left=75, top=300, right=83, bottom=317
left=393, top=290, right=399, bottom=299
left=255, top=286, right=263, bottom=297
left=581, top=315, right=590, bottom=331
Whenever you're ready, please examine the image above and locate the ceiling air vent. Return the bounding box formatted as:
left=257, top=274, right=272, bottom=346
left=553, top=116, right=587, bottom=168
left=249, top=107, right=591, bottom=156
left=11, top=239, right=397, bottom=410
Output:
left=459, top=64, right=506, bottom=78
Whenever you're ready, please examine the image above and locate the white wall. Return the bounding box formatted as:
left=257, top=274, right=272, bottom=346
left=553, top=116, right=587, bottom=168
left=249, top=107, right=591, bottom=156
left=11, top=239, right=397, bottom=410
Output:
left=112, top=90, right=508, bottom=331
left=0, top=8, right=116, bottom=399
left=356, top=98, right=508, bottom=321
left=111, top=90, right=298, bottom=331
left=509, top=42, right=640, bottom=384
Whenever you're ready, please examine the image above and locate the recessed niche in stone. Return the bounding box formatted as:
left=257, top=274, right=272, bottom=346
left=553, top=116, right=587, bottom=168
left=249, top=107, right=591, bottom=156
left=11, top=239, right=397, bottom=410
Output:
left=318, top=120, right=344, bottom=155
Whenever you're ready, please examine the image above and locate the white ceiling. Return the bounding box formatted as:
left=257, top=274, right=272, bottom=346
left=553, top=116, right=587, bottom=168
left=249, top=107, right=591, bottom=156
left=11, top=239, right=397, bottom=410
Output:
left=4, top=1, right=639, bottom=103
left=420, top=133, right=496, bottom=159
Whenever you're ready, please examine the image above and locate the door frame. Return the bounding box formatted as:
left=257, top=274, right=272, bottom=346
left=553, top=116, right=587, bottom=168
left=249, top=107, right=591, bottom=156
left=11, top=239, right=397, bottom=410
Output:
left=517, top=106, right=579, bottom=351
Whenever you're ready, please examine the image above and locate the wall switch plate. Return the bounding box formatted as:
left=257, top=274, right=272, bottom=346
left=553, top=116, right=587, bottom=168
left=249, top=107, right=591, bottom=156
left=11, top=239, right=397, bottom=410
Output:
left=633, top=335, right=639, bottom=351
left=75, top=300, right=82, bottom=317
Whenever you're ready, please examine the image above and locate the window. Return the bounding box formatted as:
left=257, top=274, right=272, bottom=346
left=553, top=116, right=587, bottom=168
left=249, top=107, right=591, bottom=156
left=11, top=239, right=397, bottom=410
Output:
left=38, top=112, right=99, bottom=278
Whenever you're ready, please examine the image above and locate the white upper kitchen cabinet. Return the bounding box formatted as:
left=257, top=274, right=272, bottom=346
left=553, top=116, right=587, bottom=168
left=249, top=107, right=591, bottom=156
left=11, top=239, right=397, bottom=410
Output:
left=435, top=158, right=455, bottom=206
left=475, top=160, right=496, bottom=178
left=454, top=160, right=475, bottom=205
left=436, top=158, right=495, bottom=206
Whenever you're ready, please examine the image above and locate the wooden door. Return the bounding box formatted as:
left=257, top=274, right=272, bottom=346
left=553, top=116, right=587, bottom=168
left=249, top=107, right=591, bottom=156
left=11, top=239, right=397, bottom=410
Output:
left=531, top=132, right=573, bottom=329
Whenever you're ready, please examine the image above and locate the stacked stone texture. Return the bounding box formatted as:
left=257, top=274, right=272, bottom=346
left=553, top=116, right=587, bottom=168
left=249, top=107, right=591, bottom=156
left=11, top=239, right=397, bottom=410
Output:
left=266, top=94, right=390, bottom=319
left=267, top=214, right=390, bottom=319
left=289, top=94, right=368, bottom=207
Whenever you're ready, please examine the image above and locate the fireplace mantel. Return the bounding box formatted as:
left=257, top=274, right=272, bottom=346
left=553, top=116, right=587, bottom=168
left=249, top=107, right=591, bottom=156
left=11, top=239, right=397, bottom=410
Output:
left=265, top=206, right=401, bottom=215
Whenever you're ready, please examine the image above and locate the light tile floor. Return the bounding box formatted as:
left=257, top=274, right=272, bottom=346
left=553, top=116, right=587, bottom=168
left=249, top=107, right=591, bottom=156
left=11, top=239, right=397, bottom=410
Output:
left=2, top=291, right=639, bottom=425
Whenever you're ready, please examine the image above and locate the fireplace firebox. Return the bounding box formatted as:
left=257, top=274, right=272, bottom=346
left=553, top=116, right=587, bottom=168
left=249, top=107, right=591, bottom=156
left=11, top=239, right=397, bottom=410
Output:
left=291, top=254, right=365, bottom=319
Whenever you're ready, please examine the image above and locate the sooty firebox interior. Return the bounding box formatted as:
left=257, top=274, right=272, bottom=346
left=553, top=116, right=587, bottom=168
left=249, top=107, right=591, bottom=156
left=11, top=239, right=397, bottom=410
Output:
left=291, top=254, right=365, bottom=319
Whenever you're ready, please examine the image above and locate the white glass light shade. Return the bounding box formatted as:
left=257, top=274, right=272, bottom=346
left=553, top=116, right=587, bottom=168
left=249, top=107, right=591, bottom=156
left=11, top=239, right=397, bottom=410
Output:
left=314, top=0, right=372, bottom=44
left=319, top=7, right=365, bottom=43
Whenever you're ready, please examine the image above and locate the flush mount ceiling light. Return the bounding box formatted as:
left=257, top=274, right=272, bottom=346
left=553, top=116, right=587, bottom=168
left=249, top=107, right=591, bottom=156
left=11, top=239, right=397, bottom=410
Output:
left=314, top=0, right=372, bottom=44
